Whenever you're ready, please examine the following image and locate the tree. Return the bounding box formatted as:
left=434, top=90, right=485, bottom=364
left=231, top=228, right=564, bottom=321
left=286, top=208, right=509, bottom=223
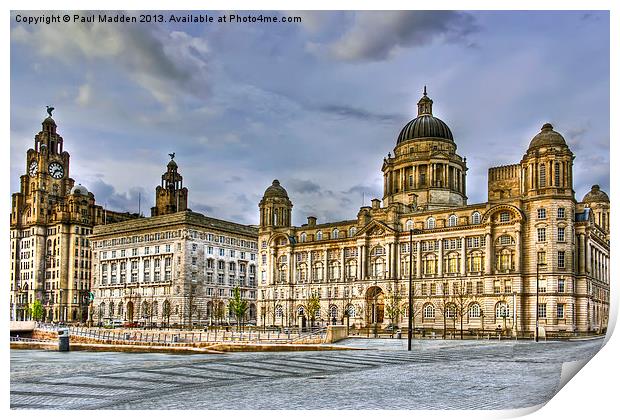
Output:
left=451, top=279, right=472, bottom=340
left=304, top=291, right=321, bottom=329
left=228, top=286, right=249, bottom=332
left=162, top=300, right=171, bottom=328
left=383, top=289, right=402, bottom=338
left=29, top=299, right=44, bottom=321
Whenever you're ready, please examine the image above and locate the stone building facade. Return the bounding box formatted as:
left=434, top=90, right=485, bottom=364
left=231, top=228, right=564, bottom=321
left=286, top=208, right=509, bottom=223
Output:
left=10, top=113, right=138, bottom=322
left=257, top=90, right=610, bottom=337
left=90, top=159, right=259, bottom=327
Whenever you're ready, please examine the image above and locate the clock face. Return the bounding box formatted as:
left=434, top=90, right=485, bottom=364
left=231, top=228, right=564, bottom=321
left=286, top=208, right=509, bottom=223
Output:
left=48, top=162, right=64, bottom=179
left=29, top=160, right=38, bottom=176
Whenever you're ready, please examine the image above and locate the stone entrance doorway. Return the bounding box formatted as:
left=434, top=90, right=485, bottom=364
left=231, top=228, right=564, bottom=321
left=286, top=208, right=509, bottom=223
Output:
left=366, top=286, right=384, bottom=326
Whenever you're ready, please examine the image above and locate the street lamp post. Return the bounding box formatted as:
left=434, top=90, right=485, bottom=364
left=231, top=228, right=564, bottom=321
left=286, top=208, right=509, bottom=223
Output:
left=408, top=229, right=413, bottom=351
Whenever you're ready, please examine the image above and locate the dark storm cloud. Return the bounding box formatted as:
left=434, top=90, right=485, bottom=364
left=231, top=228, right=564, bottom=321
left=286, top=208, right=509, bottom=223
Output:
left=88, top=178, right=147, bottom=215
left=316, top=104, right=405, bottom=124
left=287, top=179, right=322, bottom=194
left=323, top=11, right=478, bottom=62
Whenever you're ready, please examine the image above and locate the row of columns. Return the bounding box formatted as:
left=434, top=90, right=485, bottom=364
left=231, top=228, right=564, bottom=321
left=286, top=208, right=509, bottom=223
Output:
left=385, top=162, right=465, bottom=195
left=523, top=159, right=572, bottom=191
left=270, top=229, right=524, bottom=285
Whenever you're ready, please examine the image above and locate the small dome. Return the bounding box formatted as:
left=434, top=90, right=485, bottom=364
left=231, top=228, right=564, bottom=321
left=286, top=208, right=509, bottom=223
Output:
left=396, top=88, right=454, bottom=145
left=43, top=116, right=56, bottom=126
left=397, top=115, right=454, bottom=144
left=583, top=185, right=609, bottom=203
left=70, top=184, right=89, bottom=196
left=167, top=159, right=178, bottom=169
left=263, top=179, right=289, bottom=199
left=528, top=123, right=567, bottom=150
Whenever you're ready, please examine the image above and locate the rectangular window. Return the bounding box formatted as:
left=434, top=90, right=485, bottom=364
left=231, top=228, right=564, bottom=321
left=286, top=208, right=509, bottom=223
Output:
left=537, top=251, right=547, bottom=265
left=557, top=303, right=565, bottom=319
left=476, top=281, right=483, bottom=294
left=558, top=278, right=565, bottom=293
left=504, top=280, right=512, bottom=293
left=558, top=207, right=565, bottom=219
left=208, top=246, right=213, bottom=254
left=537, top=228, right=546, bottom=242
left=537, top=208, right=546, bottom=219
left=538, top=279, right=547, bottom=293
left=558, top=251, right=565, bottom=268
left=538, top=303, right=547, bottom=319
left=494, top=280, right=501, bottom=294
left=558, top=227, right=565, bottom=242
left=554, top=162, right=560, bottom=186
left=166, top=244, right=171, bottom=253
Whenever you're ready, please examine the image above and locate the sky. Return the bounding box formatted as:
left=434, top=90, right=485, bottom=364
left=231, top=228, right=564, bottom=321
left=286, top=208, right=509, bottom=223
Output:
left=9, top=10, right=610, bottom=226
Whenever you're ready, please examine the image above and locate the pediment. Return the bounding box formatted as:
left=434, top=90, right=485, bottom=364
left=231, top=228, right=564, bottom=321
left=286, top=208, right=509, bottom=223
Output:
left=356, top=219, right=397, bottom=237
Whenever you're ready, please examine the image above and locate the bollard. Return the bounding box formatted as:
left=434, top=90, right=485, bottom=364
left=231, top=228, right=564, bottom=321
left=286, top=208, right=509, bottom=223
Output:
left=58, top=328, right=70, bottom=352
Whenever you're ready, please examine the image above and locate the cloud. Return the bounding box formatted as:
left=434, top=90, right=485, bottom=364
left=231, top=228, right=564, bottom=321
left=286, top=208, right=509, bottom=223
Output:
left=76, top=83, right=92, bottom=106
left=316, top=104, right=405, bottom=123
left=87, top=178, right=148, bottom=215
left=313, top=11, right=478, bottom=62
left=287, top=179, right=321, bottom=194
left=11, top=12, right=211, bottom=108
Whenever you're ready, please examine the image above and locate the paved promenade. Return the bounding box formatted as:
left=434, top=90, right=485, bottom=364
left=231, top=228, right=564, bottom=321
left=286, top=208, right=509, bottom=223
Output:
left=10, top=337, right=603, bottom=410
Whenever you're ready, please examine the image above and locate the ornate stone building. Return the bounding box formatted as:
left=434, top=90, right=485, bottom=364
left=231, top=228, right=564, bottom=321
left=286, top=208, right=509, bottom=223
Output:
left=257, top=89, right=610, bottom=337
left=90, top=158, right=259, bottom=327
left=10, top=112, right=138, bottom=322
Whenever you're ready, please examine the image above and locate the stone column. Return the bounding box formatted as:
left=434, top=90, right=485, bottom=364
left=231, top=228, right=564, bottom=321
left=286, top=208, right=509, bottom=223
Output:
left=308, top=250, right=313, bottom=282
left=578, top=234, right=585, bottom=274
left=324, top=249, right=329, bottom=283
left=514, top=224, right=521, bottom=273
left=357, top=245, right=362, bottom=280
left=340, top=248, right=346, bottom=282
left=361, top=245, right=367, bottom=280
left=484, top=230, right=492, bottom=274
left=386, top=243, right=392, bottom=279
left=287, top=250, right=293, bottom=284
left=585, top=241, right=591, bottom=275
left=437, top=239, right=443, bottom=276
left=416, top=240, right=422, bottom=278
left=460, top=236, right=466, bottom=275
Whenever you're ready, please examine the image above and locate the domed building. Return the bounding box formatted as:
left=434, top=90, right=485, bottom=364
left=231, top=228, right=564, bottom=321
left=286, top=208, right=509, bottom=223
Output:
left=257, top=89, right=609, bottom=338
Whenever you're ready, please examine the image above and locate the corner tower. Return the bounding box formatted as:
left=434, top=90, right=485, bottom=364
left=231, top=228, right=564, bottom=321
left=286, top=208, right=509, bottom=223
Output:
left=151, top=154, right=189, bottom=216
left=259, top=180, right=292, bottom=231
left=382, top=87, right=467, bottom=210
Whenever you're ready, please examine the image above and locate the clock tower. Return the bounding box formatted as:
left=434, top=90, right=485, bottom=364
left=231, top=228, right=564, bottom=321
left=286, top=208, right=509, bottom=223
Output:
left=10, top=109, right=139, bottom=323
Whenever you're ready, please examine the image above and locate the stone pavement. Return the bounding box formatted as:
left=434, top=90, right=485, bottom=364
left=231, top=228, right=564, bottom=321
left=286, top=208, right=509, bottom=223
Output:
left=10, top=337, right=604, bottom=410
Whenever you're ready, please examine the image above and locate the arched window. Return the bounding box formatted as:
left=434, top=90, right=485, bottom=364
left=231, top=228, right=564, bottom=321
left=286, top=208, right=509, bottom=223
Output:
left=297, top=263, right=307, bottom=283
left=471, top=211, right=481, bottom=224
left=117, top=302, right=124, bottom=317
left=297, top=306, right=305, bottom=316
left=448, top=215, right=458, bottom=227
left=495, top=302, right=510, bottom=319
left=142, top=301, right=150, bottom=318
left=405, top=219, right=414, bottom=231
left=152, top=301, right=158, bottom=317
left=276, top=305, right=283, bottom=318
left=329, top=305, right=338, bottom=319
left=349, top=227, right=357, bottom=237
left=316, top=231, right=323, bottom=240
left=346, top=304, right=356, bottom=317
left=469, top=303, right=481, bottom=318
left=300, top=232, right=306, bottom=243
left=446, top=303, right=457, bottom=318
left=331, top=228, right=339, bottom=239
left=278, top=264, right=287, bottom=283
left=423, top=304, right=435, bottom=319
left=109, top=301, right=114, bottom=317
left=426, top=217, right=436, bottom=229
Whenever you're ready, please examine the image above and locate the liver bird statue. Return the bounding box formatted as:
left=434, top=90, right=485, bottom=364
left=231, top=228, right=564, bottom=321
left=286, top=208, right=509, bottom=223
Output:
left=46, top=106, right=54, bottom=117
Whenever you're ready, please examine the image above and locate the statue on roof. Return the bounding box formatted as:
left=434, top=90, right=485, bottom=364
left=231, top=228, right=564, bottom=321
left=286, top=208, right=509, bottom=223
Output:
left=46, top=105, right=54, bottom=117
left=169, top=152, right=175, bottom=160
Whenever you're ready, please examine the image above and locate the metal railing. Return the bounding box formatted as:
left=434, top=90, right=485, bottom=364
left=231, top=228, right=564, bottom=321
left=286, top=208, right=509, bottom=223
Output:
left=34, top=322, right=327, bottom=346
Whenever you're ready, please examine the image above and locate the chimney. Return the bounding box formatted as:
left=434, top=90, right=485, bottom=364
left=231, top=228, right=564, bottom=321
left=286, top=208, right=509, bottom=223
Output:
left=371, top=199, right=381, bottom=209
left=307, top=216, right=317, bottom=226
